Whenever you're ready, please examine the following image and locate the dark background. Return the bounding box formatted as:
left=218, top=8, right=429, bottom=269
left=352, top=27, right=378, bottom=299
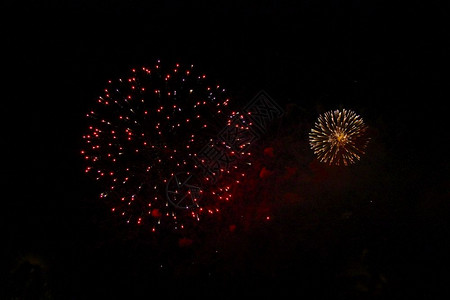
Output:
left=2, top=0, right=449, bottom=299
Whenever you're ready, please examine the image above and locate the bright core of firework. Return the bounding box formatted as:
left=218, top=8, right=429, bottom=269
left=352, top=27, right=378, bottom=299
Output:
left=309, top=109, right=370, bottom=166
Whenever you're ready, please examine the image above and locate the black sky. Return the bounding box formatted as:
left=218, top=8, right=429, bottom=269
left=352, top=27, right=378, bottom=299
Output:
left=3, top=0, right=449, bottom=299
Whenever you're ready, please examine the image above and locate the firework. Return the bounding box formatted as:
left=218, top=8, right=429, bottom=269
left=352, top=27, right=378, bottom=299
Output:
left=309, top=109, right=370, bottom=166
left=81, top=60, right=251, bottom=231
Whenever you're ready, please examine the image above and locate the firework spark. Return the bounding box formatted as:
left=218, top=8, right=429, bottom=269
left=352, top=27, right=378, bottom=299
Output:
left=309, top=109, right=370, bottom=166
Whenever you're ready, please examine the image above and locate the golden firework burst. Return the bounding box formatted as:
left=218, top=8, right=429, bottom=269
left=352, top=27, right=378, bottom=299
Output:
left=309, top=109, right=370, bottom=166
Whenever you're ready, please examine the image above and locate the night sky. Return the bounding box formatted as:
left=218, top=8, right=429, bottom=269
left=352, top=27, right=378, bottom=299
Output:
left=3, top=0, right=449, bottom=299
